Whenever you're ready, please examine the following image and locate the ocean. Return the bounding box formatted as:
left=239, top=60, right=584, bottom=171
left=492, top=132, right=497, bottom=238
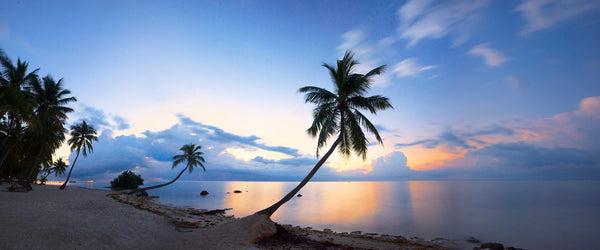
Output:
left=73, top=180, right=600, bottom=250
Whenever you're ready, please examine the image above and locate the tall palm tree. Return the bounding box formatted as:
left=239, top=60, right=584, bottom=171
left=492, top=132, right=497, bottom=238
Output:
left=257, top=51, right=393, bottom=217
left=59, top=121, right=97, bottom=190
left=0, top=50, right=39, bottom=174
left=23, top=76, right=76, bottom=182
left=129, top=143, right=205, bottom=194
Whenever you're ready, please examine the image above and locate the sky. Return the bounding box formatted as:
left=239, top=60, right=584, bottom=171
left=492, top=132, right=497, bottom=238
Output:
left=1, top=0, right=599, bottom=181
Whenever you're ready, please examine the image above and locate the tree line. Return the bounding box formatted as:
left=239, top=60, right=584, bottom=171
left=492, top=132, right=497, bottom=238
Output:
left=0, top=49, right=97, bottom=190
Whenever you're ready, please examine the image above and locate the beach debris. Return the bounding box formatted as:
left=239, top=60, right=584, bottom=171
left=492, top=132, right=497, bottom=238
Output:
left=134, top=190, right=148, bottom=197
left=233, top=190, right=242, bottom=193
left=476, top=242, right=504, bottom=250
left=200, top=190, right=209, bottom=196
left=189, top=208, right=232, bottom=216
left=467, top=236, right=480, bottom=243
left=297, top=194, right=302, bottom=197
left=365, top=233, right=379, bottom=237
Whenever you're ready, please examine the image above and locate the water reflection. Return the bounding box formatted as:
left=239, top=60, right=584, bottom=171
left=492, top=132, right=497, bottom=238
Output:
left=272, top=182, right=384, bottom=227
left=82, top=180, right=600, bottom=250
left=221, top=181, right=286, bottom=217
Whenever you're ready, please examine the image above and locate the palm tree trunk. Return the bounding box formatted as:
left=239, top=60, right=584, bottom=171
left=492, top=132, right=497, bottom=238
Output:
left=0, top=139, right=19, bottom=175
left=59, top=149, right=80, bottom=190
left=128, top=166, right=188, bottom=194
left=256, top=136, right=342, bottom=217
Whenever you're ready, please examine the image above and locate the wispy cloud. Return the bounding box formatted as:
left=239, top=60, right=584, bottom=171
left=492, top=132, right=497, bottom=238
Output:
left=397, top=0, right=490, bottom=47
left=392, top=58, right=437, bottom=78
left=468, top=43, right=509, bottom=66
left=337, top=29, right=393, bottom=87
left=505, top=75, right=527, bottom=91
left=516, top=0, right=600, bottom=34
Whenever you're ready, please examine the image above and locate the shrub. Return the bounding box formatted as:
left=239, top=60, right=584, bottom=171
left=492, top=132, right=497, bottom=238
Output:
left=110, top=170, right=144, bottom=189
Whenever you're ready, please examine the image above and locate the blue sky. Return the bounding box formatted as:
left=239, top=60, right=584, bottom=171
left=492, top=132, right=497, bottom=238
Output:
left=1, top=0, right=599, bottom=181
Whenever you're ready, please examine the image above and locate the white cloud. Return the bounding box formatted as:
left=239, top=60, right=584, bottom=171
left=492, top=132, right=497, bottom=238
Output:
left=505, top=75, right=527, bottom=91
left=337, top=29, right=365, bottom=52
left=397, top=0, right=490, bottom=47
left=468, top=43, right=509, bottom=66
left=516, top=0, right=600, bottom=34
left=337, top=29, right=391, bottom=87
left=393, top=58, right=437, bottom=78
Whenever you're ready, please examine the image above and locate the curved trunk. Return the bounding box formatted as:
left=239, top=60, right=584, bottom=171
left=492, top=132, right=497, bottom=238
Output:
left=256, top=136, right=341, bottom=217
left=59, top=149, right=80, bottom=190
left=128, top=166, right=188, bottom=194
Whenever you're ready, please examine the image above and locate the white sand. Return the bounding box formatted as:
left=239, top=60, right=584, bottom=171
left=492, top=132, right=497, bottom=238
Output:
left=0, top=184, right=274, bottom=249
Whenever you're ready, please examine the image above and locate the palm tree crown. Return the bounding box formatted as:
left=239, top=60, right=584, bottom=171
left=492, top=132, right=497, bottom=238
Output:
left=172, top=143, right=205, bottom=173
left=67, top=120, right=98, bottom=156
left=53, top=158, right=67, bottom=176
left=298, top=50, right=393, bottom=160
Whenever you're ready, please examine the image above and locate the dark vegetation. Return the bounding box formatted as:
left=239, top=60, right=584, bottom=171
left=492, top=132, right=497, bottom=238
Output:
left=0, top=49, right=90, bottom=190
left=110, top=170, right=144, bottom=190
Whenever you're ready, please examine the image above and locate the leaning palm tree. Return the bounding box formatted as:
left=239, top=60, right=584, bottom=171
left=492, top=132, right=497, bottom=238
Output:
left=256, top=51, right=393, bottom=217
left=59, top=121, right=97, bottom=190
left=129, top=143, right=205, bottom=194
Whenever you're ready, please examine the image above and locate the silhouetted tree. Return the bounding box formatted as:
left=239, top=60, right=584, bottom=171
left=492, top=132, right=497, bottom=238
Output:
left=257, top=51, right=393, bottom=217
left=129, top=143, right=205, bottom=194
left=59, top=121, right=97, bottom=190
left=0, top=50, right=39, bottom=176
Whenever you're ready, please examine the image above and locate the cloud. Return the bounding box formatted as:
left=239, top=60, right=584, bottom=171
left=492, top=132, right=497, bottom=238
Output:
left=392, top=58, right=437, bottom=78
left=337, top=29, right=365, bottom=52
left=251, top=156, right=317, bottom=167
left=58, top=112, right=324, bottom=182
left=516, top=0, right=600, bottom=34
left=393, top=96, right=600, bottom=179
left=363, top=151, right=412, bottom=180
left=112, top=115, right=131, bottom=130
left=505, top=75, right=527, bottom=91
left=468, top=43, right=510, bottom=66
left=74, top=104, right=131, bottom=131
left=337, top=29, right=393, bottom=87
left=177, top=114, right=300, bottom=157
left=397, top=0, right=490, bottom=47
left=396, top=126, right=514, bottom=150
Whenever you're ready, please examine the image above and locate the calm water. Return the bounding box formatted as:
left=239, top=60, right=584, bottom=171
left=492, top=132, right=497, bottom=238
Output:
left=75, top=180, right=600, bottom=250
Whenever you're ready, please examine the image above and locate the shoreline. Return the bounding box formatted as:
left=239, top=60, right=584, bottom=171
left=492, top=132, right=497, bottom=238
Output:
left=1, top=184, right=509, bottom=249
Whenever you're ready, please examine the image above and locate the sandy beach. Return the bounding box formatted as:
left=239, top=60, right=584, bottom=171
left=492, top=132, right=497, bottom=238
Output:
left=1, top=184, right=475, bottom=249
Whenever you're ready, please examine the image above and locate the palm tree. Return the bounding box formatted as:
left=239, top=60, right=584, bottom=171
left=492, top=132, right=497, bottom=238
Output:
left=129, top=143, right=205, bottom=194
left=53, top=158, right=68, bottom=177
left=0, top=50, right=39, bottom=174
left=59, top=121, right=97, bottom=190
left=256, top=51, right=393, bottom=217
left=24, top=76, right=76, bottom=182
